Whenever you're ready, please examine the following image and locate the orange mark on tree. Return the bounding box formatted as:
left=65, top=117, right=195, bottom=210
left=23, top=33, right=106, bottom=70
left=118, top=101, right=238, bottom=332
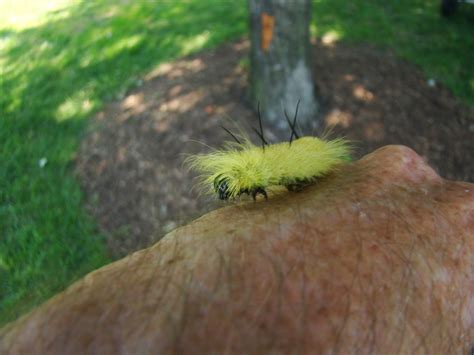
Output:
left=261, top=12, right=275, bottom=52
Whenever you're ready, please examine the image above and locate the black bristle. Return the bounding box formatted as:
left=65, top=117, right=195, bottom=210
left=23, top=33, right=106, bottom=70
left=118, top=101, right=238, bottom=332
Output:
left=284, top=109, right=296, bottom=145
left=291, top=99, right=301, bottom=141
left=256, top=102, right=268, bottom=149
left=252, top=127, right=268, bottom=147
left=220, top=125, right=241, bottom=144
left=285, top=100, right=301, bottom=145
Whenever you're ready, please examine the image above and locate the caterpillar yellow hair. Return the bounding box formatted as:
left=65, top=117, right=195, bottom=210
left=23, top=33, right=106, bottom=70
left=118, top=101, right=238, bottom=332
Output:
left=186, top=104, right=351, bottom=201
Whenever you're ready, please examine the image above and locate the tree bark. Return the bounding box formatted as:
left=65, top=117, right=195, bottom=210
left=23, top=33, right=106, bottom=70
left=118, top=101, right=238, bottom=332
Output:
left=248, top=0, right=319, bottom=130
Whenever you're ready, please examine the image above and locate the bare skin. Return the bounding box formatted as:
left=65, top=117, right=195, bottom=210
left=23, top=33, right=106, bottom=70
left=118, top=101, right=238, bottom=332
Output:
left=1, top=145, right=473, bottom=354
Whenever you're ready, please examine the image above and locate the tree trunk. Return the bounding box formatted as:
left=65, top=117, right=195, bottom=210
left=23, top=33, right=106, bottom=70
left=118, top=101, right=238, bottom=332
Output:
left=248, top=0, right=319, bottom=130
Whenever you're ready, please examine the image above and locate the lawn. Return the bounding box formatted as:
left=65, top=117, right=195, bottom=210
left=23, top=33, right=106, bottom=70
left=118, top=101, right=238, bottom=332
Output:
left=0, top=0, right=247, bottom=326
left=1, top=0, right=472, bottom=326
left=312, top=0, right=474, bottom=106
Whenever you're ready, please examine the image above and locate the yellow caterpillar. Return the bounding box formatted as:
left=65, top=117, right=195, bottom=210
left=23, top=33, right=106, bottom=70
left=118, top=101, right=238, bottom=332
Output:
left=187, top=105, right=351, bottom=201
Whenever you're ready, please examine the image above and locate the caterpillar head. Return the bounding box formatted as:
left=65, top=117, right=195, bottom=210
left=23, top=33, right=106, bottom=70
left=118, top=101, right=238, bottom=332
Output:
left=213, top=175, right=231, bottom=200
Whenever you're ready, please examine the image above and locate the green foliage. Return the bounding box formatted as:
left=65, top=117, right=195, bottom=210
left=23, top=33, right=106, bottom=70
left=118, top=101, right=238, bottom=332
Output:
left=0, top=0, right=247, bottom=326
left=312, top=0, right=474, bottom=105
left=0, top=0, right=472, bottom=327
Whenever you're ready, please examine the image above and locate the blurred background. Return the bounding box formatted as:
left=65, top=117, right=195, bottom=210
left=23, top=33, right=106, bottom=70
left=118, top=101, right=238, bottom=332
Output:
left=1, top=0, right=473, bottom=326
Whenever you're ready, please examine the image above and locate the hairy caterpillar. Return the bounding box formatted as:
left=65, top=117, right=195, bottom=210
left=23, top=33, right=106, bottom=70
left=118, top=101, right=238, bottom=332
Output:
left=187, top=104, right=351, bottom=201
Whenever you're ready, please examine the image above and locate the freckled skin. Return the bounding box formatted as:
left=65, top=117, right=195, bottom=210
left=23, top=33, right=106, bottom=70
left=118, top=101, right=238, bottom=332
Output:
left=1, top=146, right=473, bottom=354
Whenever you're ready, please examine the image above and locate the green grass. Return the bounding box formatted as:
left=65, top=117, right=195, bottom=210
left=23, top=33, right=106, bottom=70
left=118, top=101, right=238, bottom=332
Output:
left=311, top=0, right=474, bottom=105
left=0, top=0, right=472, bottom=327
left=0, top=0, right=247, bottom=326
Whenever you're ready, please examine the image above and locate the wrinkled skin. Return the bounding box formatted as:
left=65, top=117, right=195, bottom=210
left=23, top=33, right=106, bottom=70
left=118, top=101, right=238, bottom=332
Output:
left=1, top=146, right=473, bottom=354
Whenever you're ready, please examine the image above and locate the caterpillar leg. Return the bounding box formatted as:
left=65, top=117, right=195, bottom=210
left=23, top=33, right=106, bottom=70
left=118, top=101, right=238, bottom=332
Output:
left=251, top=188, right=268, bottom=201
left=286, top=183, right=305, bottom=192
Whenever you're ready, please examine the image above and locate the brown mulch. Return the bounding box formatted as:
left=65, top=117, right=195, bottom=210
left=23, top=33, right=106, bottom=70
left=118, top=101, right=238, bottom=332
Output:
left=75, top=39, right=474, bottom=258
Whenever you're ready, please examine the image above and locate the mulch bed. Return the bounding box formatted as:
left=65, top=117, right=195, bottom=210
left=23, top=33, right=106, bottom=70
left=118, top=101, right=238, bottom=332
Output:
left=75, top=39, right=474, bottom=257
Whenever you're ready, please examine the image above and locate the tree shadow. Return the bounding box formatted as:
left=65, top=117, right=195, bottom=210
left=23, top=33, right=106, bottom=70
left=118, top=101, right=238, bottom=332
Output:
left=311, top=0, right=474, bottom=106
left=2, top=0, right=247, bottom=125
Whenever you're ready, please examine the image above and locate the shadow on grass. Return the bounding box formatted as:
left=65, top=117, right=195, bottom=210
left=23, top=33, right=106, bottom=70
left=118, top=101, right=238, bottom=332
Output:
left=0, top=0, right=247, bottom=326
left=311, top=0, right=474, bottom=106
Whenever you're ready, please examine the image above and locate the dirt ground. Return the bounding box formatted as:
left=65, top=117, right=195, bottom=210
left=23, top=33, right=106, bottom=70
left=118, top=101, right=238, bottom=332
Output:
left=75, top=39, right=474, bottom=257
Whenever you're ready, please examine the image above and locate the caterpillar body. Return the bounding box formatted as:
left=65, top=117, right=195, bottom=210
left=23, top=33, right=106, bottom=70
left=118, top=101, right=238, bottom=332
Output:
left=187, top=104, right=351, bottom=201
